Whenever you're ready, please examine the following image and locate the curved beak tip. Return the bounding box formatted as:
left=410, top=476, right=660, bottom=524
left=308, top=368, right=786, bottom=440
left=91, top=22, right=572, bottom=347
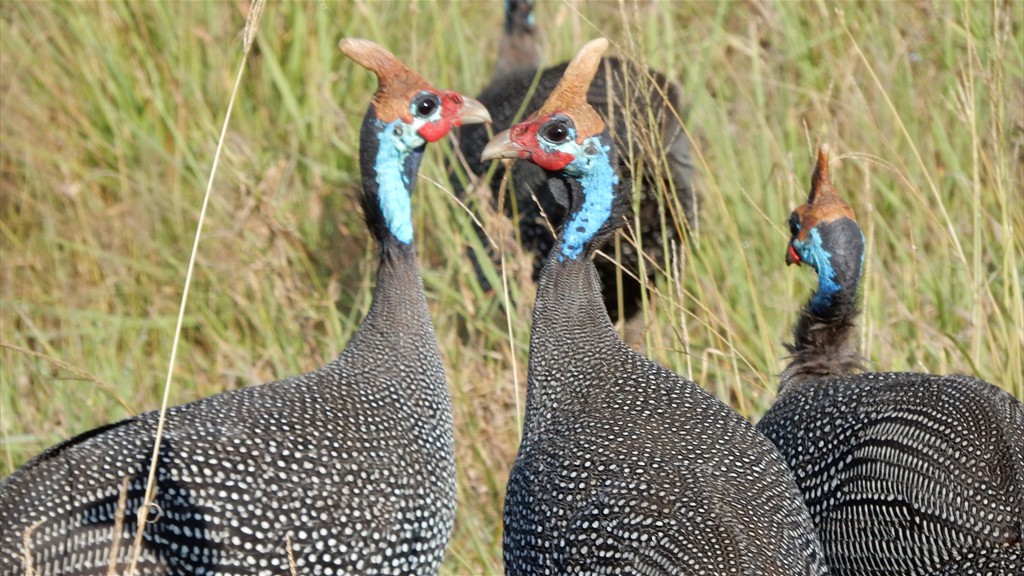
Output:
left=480, top=130, right=526, bottom=162
left=456, top=97, right=492, bottom=126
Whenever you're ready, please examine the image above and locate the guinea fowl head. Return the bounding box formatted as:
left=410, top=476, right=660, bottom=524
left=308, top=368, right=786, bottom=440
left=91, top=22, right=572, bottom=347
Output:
left=505, top=0, right=536, bottom=34
left=786, top=145, right=865, bottom=316
left=339, top=38, right=490, bottom=246
left=340, top=38, right=490, bottom=144
left=481, top=38, right=623, bottom=260
left=481, top=37, right=608, bottom=173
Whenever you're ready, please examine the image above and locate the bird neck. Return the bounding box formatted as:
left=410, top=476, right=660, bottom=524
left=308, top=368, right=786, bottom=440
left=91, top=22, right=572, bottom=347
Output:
left=522, top=146, right=626, bottom=394
left=784, top=219, right=866, bottom=389
left=343, top=106, right=436, bottom=360
left=528, top=252, right=624, bottom=399
left=362, top=241, right=432, bottom=341
left=359, top=106, right=426, bottom=249
left=534, top=251, right=616, bottom=328
left=529, top=143, right=629, bottom=381
left=333, top=241, right=450, bottom=460
left=553, top=136, right=622, bottom=261
left=334, top=235, right=440, bottom=399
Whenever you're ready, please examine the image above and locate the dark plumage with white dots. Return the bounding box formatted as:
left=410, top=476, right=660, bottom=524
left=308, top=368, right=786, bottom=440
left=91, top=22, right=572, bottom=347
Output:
left=481, top=38, right=826, bottom=575
left=757, top=145, right=1024, bottom=575
left=454, top=0, right=696, bottom=322
left=0, top=39, right=491, bottom=576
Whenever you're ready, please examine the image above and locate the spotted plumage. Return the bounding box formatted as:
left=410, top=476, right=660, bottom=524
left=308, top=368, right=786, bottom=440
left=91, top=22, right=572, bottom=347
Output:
left=454, top=0, right=696, bottom=321
left=0, top=39, right=491, bottom=576
left=482, top=38, right=826, bottom=575
left=757, top=145, right=1024, bottom=575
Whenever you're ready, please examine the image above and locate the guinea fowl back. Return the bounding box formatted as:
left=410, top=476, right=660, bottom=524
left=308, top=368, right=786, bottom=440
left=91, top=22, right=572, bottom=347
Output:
left=0, top=39, right=491, bottom=575
left=757, top=146, right=1024, bottom=575
left=482, top=38, right=825, bottom=575
left=763, top=372, right=1024, bottom=573
left=455, top=1, right=695, bottom=321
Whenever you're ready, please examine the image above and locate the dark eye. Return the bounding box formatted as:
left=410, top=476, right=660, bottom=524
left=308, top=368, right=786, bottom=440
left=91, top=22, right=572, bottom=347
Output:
left=541, top=120, right=571, bottom=144
left=412, top=93, right=440, bottom=118
left=788, top=212, right=801, bottom=235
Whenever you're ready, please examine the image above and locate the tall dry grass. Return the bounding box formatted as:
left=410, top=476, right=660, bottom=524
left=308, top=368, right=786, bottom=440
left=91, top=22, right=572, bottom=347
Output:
left=1, top=1, right=1021, bottom=572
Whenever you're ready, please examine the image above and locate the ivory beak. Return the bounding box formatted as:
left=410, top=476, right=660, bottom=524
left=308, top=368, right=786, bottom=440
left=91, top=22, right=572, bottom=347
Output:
left=456, top=96, right=492, bottom=126
left=481, top=129, right=528, bottom=161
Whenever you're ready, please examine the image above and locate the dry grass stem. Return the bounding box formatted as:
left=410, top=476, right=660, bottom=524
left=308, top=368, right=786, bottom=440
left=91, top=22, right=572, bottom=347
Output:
left=126, top=0, right=267, bottom=572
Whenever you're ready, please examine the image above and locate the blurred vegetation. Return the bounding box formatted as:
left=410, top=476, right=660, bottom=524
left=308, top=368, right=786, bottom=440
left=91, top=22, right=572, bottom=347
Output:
left=1, top=1, right=1021, bottom=572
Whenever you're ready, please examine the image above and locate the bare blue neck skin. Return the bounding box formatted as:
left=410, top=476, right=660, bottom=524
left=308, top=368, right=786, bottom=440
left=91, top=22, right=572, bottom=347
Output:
left=373, top=117, right=425, bottom=245
left=556, top=134, right=619, bottom=261
left=359, top=107, right=428, bottom=248
left=792, top=218, right=865, bottom=317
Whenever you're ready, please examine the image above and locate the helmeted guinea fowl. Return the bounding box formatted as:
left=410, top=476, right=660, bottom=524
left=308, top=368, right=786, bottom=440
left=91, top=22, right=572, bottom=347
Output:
left=491, top=0, right=542, bottom=82
left=455, top=0, right=696, bottom=322
left=756, top=145, right=1024, bottom=575
left=0, top=39, right=490, bottom=576
left=480, top=38, right=826, bottom=575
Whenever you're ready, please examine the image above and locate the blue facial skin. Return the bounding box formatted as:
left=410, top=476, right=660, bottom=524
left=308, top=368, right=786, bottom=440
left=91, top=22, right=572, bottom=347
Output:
left=373, top=118, right=427, bottom=245
left=555, top=136, right=619, bottom=261
left=793, top=224, right=865, bottom=316
left=793, top=228, right=840, bottom=315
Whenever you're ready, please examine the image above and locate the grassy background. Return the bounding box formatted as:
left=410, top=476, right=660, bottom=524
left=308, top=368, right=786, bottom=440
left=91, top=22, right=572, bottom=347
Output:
left=1, top=1, right=1020, bottom=572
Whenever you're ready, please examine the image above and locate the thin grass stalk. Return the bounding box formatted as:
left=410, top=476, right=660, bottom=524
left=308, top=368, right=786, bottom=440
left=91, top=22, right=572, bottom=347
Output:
left=106, top=476, right=131, bottom=576
left=494, top=168, right=524, bottom=437
left=836, top=6, right=970, bottom=273
left=125, top=1, right=266, bottom=572
left=20, top=519, right=44, bottom=575
left=961, top=2, right=984, bottom=363
left=286, top=534, right=298, bottom=576
left=0, top=343, right=134, bottom=414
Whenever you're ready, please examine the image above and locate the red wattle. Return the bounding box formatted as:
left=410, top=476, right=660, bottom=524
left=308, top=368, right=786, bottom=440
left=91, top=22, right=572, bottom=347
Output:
left=787, top=244, right=801, bottom=265
left=417, top=121, right=449, bottom=143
